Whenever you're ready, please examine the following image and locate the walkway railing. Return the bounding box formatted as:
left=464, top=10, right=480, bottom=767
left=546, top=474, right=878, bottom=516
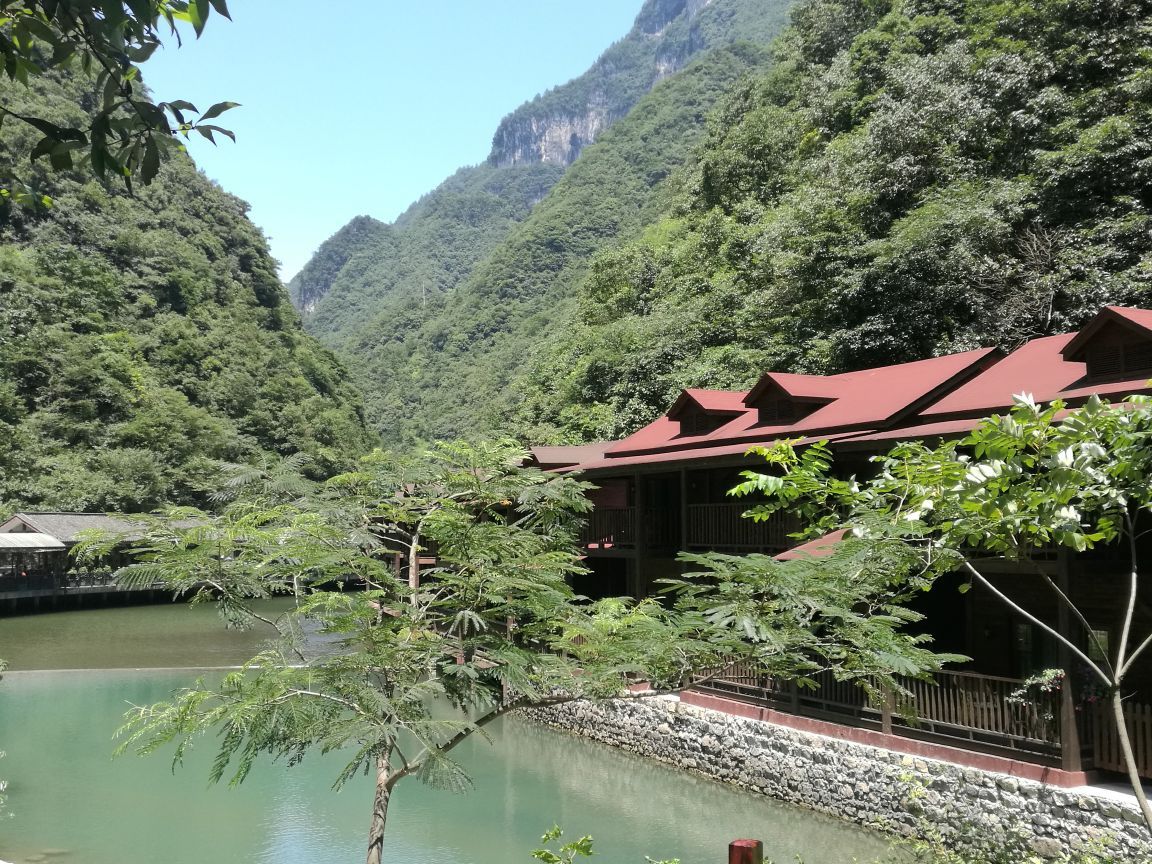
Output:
left=581, top=508, right=678, bottom=550
left=697, top=663, right=1065, bottom=758
left=582, top=508, right=635, bottom=549
left=1091, top=700, right=1152, bottom=779
left=0, top=569, right=145, bottom=595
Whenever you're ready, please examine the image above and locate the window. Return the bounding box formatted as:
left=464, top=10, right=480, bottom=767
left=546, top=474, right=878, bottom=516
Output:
left=1085, top=342, right=1152, bottom=378
left=680, top=412, right=730, bottom=436
left=757, top=400, right=816, bottom=425
left=1087, top=627, right=1111, bottom=666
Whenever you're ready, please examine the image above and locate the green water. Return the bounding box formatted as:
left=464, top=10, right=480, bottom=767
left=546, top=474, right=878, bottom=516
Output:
left=0, top=604, right=894, bottom=864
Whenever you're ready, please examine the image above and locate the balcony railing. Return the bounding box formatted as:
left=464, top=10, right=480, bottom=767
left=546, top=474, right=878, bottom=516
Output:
left=686, top=504, right=798, bottom=553
left=581, top=508, right=678, bottom=550
left=0, top=569, right=129, bottom=595
left=582, top=508, right=636, bottom=549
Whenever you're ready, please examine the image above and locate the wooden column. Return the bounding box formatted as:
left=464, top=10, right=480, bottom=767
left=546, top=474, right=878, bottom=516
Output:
left=728, top=839, right=763, bottom=864
left=632, top=472, right=647, bottom=599
left=679, top=468, right=689, bottom=561
left=1056, top=550, right=1083, bottom=773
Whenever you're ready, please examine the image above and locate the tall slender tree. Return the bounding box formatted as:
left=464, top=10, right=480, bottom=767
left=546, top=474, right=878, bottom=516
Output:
left=82, top=440, right=956, bottom=864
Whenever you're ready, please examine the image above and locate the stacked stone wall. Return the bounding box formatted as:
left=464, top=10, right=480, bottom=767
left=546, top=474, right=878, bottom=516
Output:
left=526, top=696, right=1152, bottom=861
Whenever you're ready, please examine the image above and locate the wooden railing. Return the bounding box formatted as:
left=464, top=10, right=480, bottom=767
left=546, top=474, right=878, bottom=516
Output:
left=582, top=508, right=635, bottom=549
left=698, top=664, right=1063, bottom=756
left=0, top=569, right=135, bottom=595
left=895, top=671, right=1062, bottom=748
left=1091, top=700, right=1152, bottom=779
left=581, top=508, right=678, bottom=550
left=686, top=504, right=798, bottom=552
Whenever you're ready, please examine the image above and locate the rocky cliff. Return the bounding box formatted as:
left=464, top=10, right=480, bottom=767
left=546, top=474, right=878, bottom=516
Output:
left=488, top=0, right=720, bottom=167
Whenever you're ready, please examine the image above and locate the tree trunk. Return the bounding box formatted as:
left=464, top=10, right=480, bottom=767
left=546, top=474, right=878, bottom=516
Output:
left=1110, top=687, right=1152, bottom=834
left=365, top=754, right=393, bottom=864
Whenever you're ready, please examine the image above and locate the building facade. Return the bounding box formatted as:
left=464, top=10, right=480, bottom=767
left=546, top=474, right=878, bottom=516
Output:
left=534, top=306, right=1152, bottom=785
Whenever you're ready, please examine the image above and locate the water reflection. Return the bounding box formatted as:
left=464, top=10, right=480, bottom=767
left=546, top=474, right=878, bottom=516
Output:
left=0, top=605, right=893, bottom=864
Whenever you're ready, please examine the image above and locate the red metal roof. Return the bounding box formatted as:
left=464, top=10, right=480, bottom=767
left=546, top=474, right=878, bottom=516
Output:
left=529, top=443, right=615, bottom=469
left=672, top=388, right=747, bottom=415
left=1061, top=306, right=1152, bottom=361
left=573, top=432, right=875, bottom=473
left=603, top=348, right=995, bottom=459
left=775, top=529, right=849, bottom=561
left=744, top=372, right=844, bottom=406
left=919, top=332, right=1152, bottom=419
left=558, top=307, right=1152, bottom=476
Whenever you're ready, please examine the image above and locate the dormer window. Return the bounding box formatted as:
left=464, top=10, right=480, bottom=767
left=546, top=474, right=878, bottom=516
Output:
left=744, top=372, right=839, bottom=428
left=1085, top=342, right=1152, bottom=378
left=680, top=411, right=730, bottom=437
left=757, top=399, right=816, bottom=426
left=1062, top=308, right=1152, bottom=381
left=667, top=389, right=745, bottom=438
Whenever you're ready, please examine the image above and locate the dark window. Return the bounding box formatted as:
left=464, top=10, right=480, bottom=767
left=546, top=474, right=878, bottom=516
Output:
left=1086, top=342, right=1152, bottom=378
left=681, top=412, right=729, bottom=436
left=758, top=400, right=817, bottom=425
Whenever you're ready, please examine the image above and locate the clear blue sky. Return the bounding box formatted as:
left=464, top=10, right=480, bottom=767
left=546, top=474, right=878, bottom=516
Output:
left=143, top=1, right=644, bottom=281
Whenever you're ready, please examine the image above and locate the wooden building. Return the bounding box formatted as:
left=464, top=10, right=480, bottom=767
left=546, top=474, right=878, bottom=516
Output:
left=0, top=512, right=143, bottom=607
left=533, top=306, right=1152, bottom=785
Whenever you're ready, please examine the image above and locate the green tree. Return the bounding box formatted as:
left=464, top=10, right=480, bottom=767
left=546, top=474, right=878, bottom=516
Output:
left=87, top=440, right=956, bottom=864
left=735, top=395, right=1152, bottom=832
left=0, top=0, right=236, bottom=197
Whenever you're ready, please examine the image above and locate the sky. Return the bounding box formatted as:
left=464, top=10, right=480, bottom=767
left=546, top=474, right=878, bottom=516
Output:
left=142, top=1, right=645, bottom=282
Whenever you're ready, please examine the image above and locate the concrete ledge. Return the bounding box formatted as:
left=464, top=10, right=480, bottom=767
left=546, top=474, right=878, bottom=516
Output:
left=526, top=696, right=1152, bottom=861
left=681, top=690, right=1091, bottom=788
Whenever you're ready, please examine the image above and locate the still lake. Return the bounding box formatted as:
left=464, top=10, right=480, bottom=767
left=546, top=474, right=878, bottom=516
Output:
left=0, top=602, right=893, bottom=864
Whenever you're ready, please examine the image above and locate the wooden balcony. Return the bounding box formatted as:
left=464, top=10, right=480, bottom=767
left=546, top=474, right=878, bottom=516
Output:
left=686, top=504, right=798, bottom=553
left=582, top=508, right=636, bottom=549
left=581, top=507, right=679, bottom=551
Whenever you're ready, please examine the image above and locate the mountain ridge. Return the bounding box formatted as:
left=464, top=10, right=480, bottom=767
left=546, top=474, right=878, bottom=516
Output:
left=288, top=0, right=791, bottom=320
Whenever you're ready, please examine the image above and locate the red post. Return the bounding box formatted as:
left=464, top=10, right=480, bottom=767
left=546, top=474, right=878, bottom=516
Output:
left=729, top=839, right=763, bottom=864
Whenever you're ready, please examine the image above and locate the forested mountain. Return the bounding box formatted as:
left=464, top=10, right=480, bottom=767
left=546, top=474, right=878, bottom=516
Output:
left=292, top=0, right=792, bottom=445
left=358, top=43, right=774, bottom=445
left=289, top=163, right=565, bottom=339
left=0, top=71, right=374, bottom=517
left=513, top=0, right=1152, bottom=440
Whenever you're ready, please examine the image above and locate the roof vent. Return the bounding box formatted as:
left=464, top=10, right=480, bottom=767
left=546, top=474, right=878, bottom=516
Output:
left=757, top=399, right=815, bottom=426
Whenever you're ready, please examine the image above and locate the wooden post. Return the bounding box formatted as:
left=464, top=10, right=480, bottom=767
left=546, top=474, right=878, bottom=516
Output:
left=728, top=839, right=763, bottom=864
left=679, top=468, right=689, bottom=560
left=1056, top=551, right=1083, bottom=773
left=633, top=471, right=647, bottom=599
left=881, top=684, right=894, bottom=735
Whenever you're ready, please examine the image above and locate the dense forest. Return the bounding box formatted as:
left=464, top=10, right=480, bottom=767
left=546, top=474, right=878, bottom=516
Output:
left=513, top=0, right=1152, bottom=441
left=0, top=71, right=374, bottom=517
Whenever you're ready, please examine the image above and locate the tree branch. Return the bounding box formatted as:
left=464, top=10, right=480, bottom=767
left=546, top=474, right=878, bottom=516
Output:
left=961, top=561, right=1110, bottom=686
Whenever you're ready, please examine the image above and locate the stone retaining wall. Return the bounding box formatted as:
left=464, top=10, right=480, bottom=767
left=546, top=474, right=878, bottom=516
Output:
left=525, top=696, right=1152, bottom=861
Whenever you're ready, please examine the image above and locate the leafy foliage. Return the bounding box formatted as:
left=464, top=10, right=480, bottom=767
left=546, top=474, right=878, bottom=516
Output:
left=0, top=67, right=374, bottom=518
left=516, top=0, right=1152, bottom=441
left=0, top=0, right=237, bottom=197
left=106, top=439, right=956, bottom=863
